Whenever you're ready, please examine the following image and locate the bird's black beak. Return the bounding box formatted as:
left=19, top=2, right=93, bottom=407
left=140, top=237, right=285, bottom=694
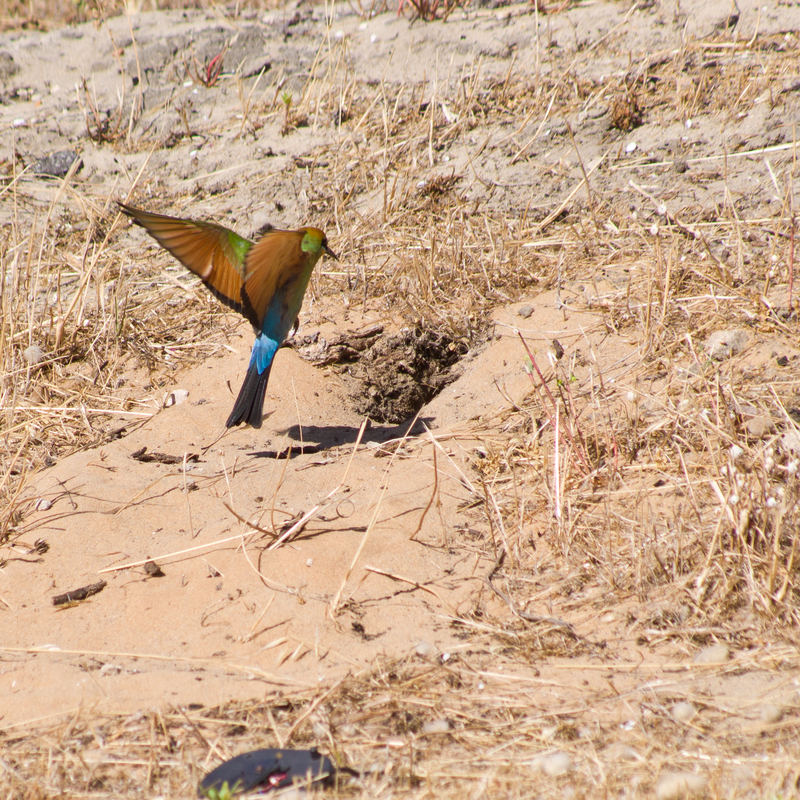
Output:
left=324, top=245, right=339, bottom=261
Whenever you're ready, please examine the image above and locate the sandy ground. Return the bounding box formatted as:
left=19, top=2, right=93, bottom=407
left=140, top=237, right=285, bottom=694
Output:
left=3, top=0, right=800, bottom=796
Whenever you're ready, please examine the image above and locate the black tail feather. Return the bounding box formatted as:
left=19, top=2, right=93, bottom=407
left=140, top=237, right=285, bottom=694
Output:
left=226, top=362, right=271, bottom=428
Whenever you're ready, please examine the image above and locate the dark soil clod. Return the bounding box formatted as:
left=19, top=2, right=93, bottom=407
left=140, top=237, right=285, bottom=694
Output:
left=348, top=328, right=469, bottom=424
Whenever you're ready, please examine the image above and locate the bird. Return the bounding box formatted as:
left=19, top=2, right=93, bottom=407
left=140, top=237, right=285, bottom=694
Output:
left=119, top=202, right=337, bottom=428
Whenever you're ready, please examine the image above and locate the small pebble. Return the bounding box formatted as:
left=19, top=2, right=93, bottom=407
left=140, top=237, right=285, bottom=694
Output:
left=33, top=150, right=81, bottom=178
left=415, top=640, right=433, bottom=657
left=517, top=304, right=534, bottom=318
left=704, top=329, right=748, bottom=360
left=693, top=644, right=730, bottom=664
left=746, top=415, right=775, bottom=439
left=531, top=751, right=571, bottom=777
left=656, top=772, right=707, bottom=800
left=605, top=743, right=640, bottom=761
left=625, top=141, right=637, bottom=153
left=35, top=498, right=52, bottom=511
left=0, top=51, right=18, bottom=80
left=143, top=560, right=164, bottom=577
left=783, top=429, right=800, bottom=454
left=164, top=388, right=189, bottom=407
left=674, top=158, right=689, bottom=173
left=760, top=703, right=783, bottom=724
left=422, top=719, right=450, bottom=735
left=81, top=749, right=105, bottom=765
left=671, top=701, right=697, bottom=723
left=541, top=724, right=559, bottom=740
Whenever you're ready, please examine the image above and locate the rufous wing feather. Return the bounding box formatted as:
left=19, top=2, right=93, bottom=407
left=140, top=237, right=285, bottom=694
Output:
left=119, top=203, right=253, bottom=323
left=241, top=230, right=307, bottom=324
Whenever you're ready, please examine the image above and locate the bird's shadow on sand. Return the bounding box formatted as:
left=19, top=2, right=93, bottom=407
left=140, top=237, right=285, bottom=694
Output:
left=246, top=417, right=433, bottom=459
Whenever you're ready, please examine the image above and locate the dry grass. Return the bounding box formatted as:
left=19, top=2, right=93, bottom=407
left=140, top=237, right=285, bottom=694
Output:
left=2, top=649, right=800, bottom=797
left=3, top=1, right=800, bottom=797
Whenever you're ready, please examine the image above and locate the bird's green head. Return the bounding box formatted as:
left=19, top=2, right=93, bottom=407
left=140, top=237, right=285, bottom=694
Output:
left=301, top=227, right=338, bottom=261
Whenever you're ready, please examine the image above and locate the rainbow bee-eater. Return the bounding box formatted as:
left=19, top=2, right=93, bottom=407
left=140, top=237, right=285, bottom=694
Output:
left=119, top=202, right=337, bottom=429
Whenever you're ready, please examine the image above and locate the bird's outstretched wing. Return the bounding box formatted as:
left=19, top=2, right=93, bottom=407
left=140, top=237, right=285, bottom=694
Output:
left=119, top=202, right=257, bottom=326
left=241, top=230, right=307, bottom=325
